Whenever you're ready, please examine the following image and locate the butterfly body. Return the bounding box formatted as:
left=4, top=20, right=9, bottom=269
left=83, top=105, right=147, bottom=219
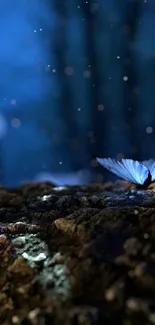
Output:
left=141, top=171, right=152, bottom=187
left=96, top=157, right=155, bottom=186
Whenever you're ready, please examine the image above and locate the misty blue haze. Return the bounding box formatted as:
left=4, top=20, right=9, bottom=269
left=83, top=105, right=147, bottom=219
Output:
left=0, top=0, right=154, bottom=185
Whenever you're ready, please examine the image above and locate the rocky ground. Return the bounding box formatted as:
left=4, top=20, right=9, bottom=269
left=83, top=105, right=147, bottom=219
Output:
left=1, top=180, right=155, bottom=324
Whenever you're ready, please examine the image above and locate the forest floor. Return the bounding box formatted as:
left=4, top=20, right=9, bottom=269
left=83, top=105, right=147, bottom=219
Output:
left=1, top=180, right=155, bottom=324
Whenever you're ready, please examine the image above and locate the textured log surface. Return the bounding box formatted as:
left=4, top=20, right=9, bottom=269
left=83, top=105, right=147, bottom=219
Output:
left=1, top=180, right=155, bottom=325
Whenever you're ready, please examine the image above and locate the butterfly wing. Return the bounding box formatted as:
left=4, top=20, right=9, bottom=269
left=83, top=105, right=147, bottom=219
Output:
left=142, top=159, right=155, bottom=181
left=96, top=158, right=149, bottom=184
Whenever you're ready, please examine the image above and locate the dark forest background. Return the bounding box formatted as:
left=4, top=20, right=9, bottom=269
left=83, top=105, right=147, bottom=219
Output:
left=0, top=0, right=155, bottom=186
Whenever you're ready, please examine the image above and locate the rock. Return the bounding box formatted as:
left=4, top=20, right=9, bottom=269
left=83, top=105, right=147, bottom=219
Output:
left=0, top=181, right=155, bottom=324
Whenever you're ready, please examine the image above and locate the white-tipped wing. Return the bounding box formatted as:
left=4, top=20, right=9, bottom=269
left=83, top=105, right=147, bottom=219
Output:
left=96, top=158, right=149, bottom=185
left=142, top=159, right=155, bottom=181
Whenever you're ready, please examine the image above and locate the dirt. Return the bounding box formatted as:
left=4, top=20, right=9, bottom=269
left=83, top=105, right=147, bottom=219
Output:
left=0, top=180, right=155, bottom=324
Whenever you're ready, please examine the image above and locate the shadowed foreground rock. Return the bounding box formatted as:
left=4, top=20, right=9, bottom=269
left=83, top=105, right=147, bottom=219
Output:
left=1, top=181, right=155, bottom=324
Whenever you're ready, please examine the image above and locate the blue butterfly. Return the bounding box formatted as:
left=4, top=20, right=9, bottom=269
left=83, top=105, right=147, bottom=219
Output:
left=96, top=158, right=155, bottom=186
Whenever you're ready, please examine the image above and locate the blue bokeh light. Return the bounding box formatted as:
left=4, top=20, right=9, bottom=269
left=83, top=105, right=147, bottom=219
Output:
left=0, top=0, right=154, bottom=186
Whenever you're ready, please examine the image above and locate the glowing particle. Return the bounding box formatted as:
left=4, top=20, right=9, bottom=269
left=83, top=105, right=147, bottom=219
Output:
left=77, top=5, right=80, bottom=8
left=39, top=28, right=42, bottom=31
left=52, top=69, right=56, bottom=73
left=146, top=126, right=153, bottom=134
left=11, top=118, right=21, bottom=128
left=34, top=30, right=37, bottom=33
left=117, top=56, right=120, bottom=59
left=11, top=99, right=16, bottom=105
left=97, top=104, right=104, bottom=111
left=123, top=76, right=128, bottom=81
left=59, top=161, right=63, bottom=165
left=109, top=77, right=111, bottom=80
left=77, top=108, right=81, bottom=111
